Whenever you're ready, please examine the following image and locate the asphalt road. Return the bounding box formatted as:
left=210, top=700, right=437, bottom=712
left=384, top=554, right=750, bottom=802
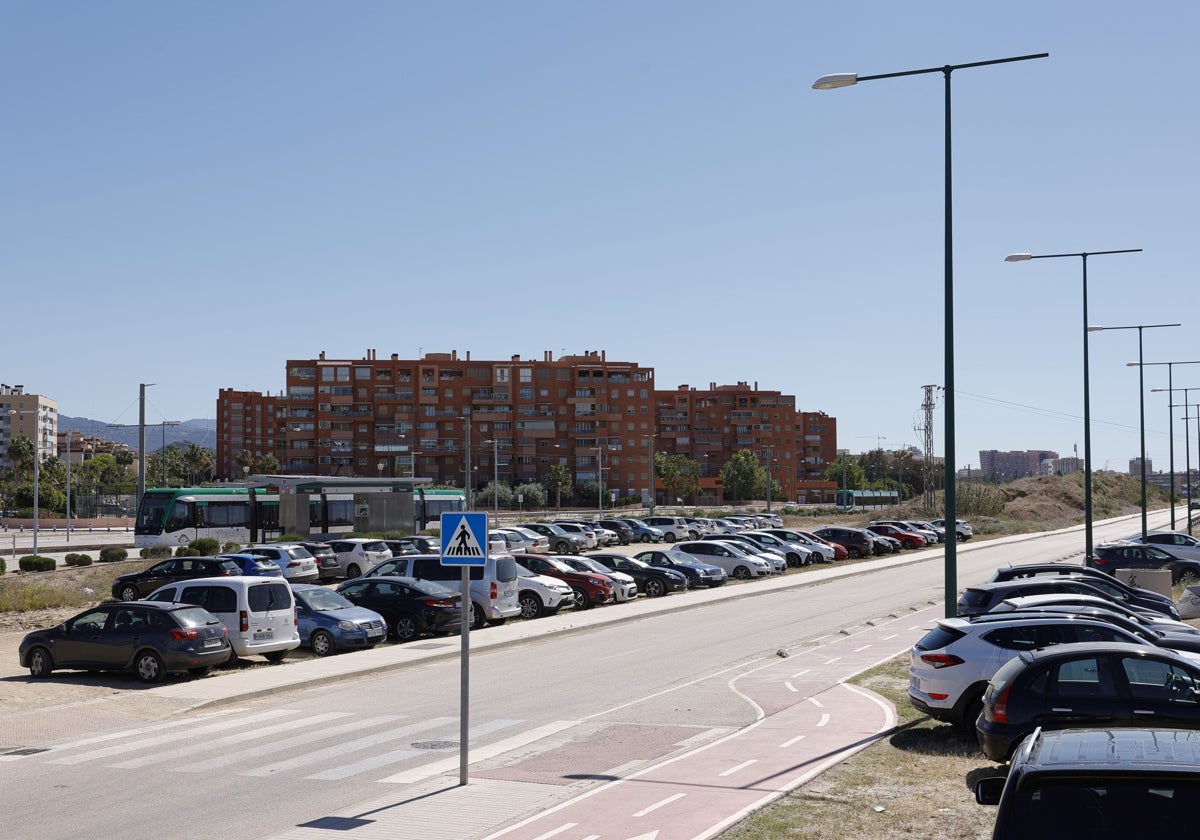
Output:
left=0, top=511, right=1170, bottom=840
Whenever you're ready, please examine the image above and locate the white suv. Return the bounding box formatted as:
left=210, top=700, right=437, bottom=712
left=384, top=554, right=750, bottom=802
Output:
left=642, top=516, right=693, bottom=542
left=514, top=563, right=575, bottom=619
left=242, top=544, right=321, bottom=584
left=326, top=538, right=392, bottom=579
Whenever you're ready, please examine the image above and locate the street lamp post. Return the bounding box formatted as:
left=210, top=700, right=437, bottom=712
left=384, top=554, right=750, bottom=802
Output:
left=1145, top=361, right=1200, bottom=528
left=483, top=439, right=499, bottom=516
left=1170, top=391, right=1200, bottom=536
left=137, top=383, right=155, bottom=507
left=1006, top=249, right=1142, bottom=563
left=643, top=432, right=656, bottom=515
left=1090, top=322, right=1181, bottom=541
left=816, top=51, right=1047, bottom=618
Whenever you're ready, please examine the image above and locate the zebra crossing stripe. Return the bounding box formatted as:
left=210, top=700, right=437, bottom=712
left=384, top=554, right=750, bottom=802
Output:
left=241, top=716, right=457, bottom=777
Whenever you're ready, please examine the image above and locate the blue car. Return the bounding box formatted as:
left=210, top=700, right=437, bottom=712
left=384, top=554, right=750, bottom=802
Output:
left=634, top=549, right=728, bottom=588
left=291, top=583, right=387, bottom=656
left=219, top=553, right=283, bottom=577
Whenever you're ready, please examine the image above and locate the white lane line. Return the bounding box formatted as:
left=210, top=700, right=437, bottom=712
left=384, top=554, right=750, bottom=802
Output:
left=48, top=709, right=299, bottom=765
left=778, top=734, right=807, bottom=748
left=305, top=747, right=423, bottom=780
left=242, top=716, right=455, bottom=776
left=176, top=715, right=405, bottom=772
left=807, top=697, right=824, bottom=708
left=784, top=681, right=797, bottom=693
left=112, top=711, right=350, bottom=769
left=853, top=645, right=872, bottom=652
left=882, top=633, right=899, bottom=640
left=633, top=792, right=686, bottom=817
left=789, top=668, right=810, bottom=678
left=816, top=713, right=831, bottom=727
left=824, top=656, right=841, bottom=664
left=673, top=727, right=730, bottom=748
left=718, top=759, right=757, bottom=777
left=381, top=720, right=579, bottom=785
left=528, top=825, right=577, bottom=840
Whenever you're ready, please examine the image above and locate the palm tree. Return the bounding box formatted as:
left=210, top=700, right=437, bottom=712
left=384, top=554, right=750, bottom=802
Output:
left=184, top=443, right=214, bottom=484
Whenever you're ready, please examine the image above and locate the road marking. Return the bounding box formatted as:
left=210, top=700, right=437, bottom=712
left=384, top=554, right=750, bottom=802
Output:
left=789, top=668, right=810, bottom=678
left=381, top=720, right=577, bottom=785
left=824, top=656, right=841, bottom=664
left=176, top=715, right=404, bottom=772
left=718, top=759, right=757, bottom=777
left=673, top=727, right=729, bottom=747
left=816, top=713, right=831, bottom=728
left=882, top=633, right=899, bottom=640
left=853, top=645, right=872, bottom=652
left=807, top=697, right=824, bottom=708
left=48, top=709, right=298, bottom=765
left=633, top=793, right=685, bottom=817
left=305, top=746, right=423, bottom=780
left=778, top=734, right=807, bottom=748
left=528, top=825, right=576, bottom=840
left=242, top=716, right=455, bottom=776
left=37, top=708, right=242, bottom=753
left=784, top=681, right=797, bottom=693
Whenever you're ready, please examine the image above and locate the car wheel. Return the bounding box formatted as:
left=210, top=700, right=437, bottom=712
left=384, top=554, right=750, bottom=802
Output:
left=571, top=586, right=592, bottom=610
left=187, top=666, right=211, bottom=677
left=470, top=602, right=486, bottom=631
left=394, top=613, right=420, bottom=641
left=310, top=630, right=336, bottom=657
left=223, top=647, right=240, bottom=668
left=688, top=530, right=699, bottom=540
left=134, top=650, right=166, bottom=684
left=519, top=592, right=544, bottom=619
left=1179, top=568, right=1200, bottom=585
left=264, top=650, right=288, bottom=663
left=346, top=563, right=361, bottom=579
left=640, top=534, right=651, bottom=543
left=665, top=533, right=677, bottom=543
left=787, top=554, right=803, bottom=568
left=958, top=694, right=985, bottom=740
left=119, top=584, right=140, bottom=601
left=644, top=578, right=666, bottom=598
left=555, top=540, right=569, bottom=553
left=490, top=617, right=507, bottom=627
left=28, top=645, right=53, bottom=678
left=733, top=565, right=751, bottom=580
left=848, top=547, right=863, bottom=559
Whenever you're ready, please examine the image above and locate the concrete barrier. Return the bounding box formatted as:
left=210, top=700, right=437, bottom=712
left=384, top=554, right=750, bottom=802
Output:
left=1116, top=568, right=1173, bottom=599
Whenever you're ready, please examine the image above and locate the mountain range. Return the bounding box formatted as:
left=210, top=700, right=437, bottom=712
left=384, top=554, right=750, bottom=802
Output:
left=60, top=415, right=218, bottom=453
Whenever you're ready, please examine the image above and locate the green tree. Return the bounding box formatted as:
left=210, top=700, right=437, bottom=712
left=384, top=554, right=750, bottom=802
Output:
left=256, top=453, right=279, bottom=474
left=545, top=464, right=573, bottom=508
left=183, top=443, right=214, bottom=484
left=656, top=453, right=701, bottom=504
left=720, top=450, right=765, bottom=503
left=6, top=435, right=35, bottom=477
left=512, top=482, right=546, bottom=509
left=477, top=480, right=515, bottom=509
left=823, top=456, right=866, bottom=490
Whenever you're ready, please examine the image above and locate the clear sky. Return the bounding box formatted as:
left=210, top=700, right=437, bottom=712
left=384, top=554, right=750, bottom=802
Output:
left=4, top=2, right=1197, bottom=473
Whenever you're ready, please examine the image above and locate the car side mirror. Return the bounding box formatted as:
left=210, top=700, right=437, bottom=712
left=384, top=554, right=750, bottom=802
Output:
left=975, top=776, right=1005, bottom=805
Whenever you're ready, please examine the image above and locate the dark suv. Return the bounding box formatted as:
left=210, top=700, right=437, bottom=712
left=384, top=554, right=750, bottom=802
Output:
left=111, top=556, right=241, bottom=601
left=597, top=519, right=634, bottom=545
left=976, top=727, right=1200, bottom=839
left=588, top=552, right=687, bottom=598
left=811, top=526, right=875, bottom=559
left=957, top=578, right=1179, bottom=619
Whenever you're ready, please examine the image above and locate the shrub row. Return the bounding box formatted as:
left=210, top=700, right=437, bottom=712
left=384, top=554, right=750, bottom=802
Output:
left=99, top=547, right=127, bottom=563
left=140, top=545, right=173, bottom=559
left=64, top=553, right=94, bottom=567
left=19, top=555, right=56, bottom=572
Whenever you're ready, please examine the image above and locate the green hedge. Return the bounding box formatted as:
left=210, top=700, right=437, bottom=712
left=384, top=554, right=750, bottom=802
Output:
left=19, top=555, right=56, bottom=572
left=0, top=557, right=5, bottom=575
left=64, top=553, right=94, bottom=567
left=99, top=547, right=128, bottom=563
left=175, top=545, right=199, bottom=557
left=221, top=541, right=243, bottom=554
left=140, top=545, right=173, bottom=559
left=189, top=537, right=220, bottom=556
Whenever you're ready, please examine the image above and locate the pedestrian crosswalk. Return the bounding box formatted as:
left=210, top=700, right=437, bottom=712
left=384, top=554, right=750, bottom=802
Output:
left=9, top=707, right=530, bottom=784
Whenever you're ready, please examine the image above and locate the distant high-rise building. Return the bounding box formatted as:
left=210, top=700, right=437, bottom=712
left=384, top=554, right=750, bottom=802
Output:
left=0, top=384, right=57, bottom=472
left=1129, top=457, right=1152, bottom=476
left=978, top=449, right=1059, bottom=481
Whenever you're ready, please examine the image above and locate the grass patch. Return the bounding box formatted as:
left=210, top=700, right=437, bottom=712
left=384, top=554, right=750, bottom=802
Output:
left=0, top=560, right=151, bottom=612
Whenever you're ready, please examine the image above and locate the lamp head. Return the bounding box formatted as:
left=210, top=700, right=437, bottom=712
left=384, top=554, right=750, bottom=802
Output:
left=1087, top=325, right=1105, bottom=332
left=812, top=72, right=858, bottom=90
left=1005, top=253, right=1033, bottom=262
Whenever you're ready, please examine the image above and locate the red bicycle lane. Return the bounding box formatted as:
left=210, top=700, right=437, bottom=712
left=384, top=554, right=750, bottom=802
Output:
left=484, top=603, right=944, bottom=840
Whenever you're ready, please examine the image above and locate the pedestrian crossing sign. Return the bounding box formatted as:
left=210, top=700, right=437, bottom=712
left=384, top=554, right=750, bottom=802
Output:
left=440, top=512, right=489, bottom=566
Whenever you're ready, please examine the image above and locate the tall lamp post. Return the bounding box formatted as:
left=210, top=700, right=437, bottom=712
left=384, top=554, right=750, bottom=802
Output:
left=1141, top=361, right=1200, bottom=528
left=642, top=432, right=656, bottom=515
left=1006, top=249, right=1142, bottom=563
left=9, top=409, right=41, bottom=556
left=1168, top=390, right=1200, bottom=537
left=137, top=383, right=155, bottom=508
left=483, top=439, right=500, bottom=516
left=1090, top=322, right=1181, bottom=541
left=816, top=51, right=1047, bottom=618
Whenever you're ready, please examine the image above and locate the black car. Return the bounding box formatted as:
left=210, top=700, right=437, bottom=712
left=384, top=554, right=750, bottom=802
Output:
left=957, top=578, right=1180, bottom=620
left=19, top=601, right=231, bottom=683
left=335, top=575, right=463, bottom=642
left=977, top=642, right=1200, bottom=762
left=389, top=535, right=440, bottom=554
left=812, top=526, right=877, bottom=559
left=634, top=549, right=728, bottom=588
left=382, top=539, right=421, bottom=557
left=300, top=541, right=340, bottom=582
left=587, top=552, right=687, bottom=598
left=111, top=556, right=241, bottom=601
left=976, top=727, right=1200, bottom=839
left=1091, top=542, right=1183, bottom=578
left=988, top=563, right=1178, bottom=614
left=597, top=519, right=634, bottom=545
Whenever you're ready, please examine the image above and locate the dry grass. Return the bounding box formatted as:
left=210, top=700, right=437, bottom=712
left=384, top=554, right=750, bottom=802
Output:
left=0, top=559, right=150, bottom=613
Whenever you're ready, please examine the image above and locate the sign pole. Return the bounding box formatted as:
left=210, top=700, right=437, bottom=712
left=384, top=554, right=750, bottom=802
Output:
left=460, top=564, right=469, bottom=786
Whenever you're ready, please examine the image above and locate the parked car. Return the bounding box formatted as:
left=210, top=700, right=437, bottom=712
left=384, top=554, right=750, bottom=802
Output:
left=300, top=541, right=341, bottom=582
left=957, top=578, right=1180, bottom=620
left=388, top=535, right=441, bottom=554
left=976, top=642, right=1200, bottom=762
left=546, top=521, right=598, bottom=549
left=641, top=516, right=693, bottom=542
left=242, top=544, right=321, bottom=584
left=990, top=593, right=1199, bottom=636
left=907, top=520, right=946, bottom=543
left=362, top=553, right=521, bottom=630
left=508, top=526, right=550, bottom=554
left=382, top=539, right=421, bottom=557
left=1094, top=540, right=1200, bottom=585
left=146, top=576, right=301, bottom=663
left=673, top=540, right=773, bottom=579
left=292, top=583, right=387, bottom=656
left=704, top=534, right=789, bottom=572
left=518, top=522, right=586, bottom=554
left=217, top=553, right=283, bottom=577
left=868, top=531, right=900, bottom=554
left=596, top=519, right=635, bottom=545
left=760, top=528, right=837, bottom=562
left=811, top=526, right=875, bottom=559
left=558, top=556, right=640, bottom=602
left=1125, top=530, right=1200, bottom=563
left=867, top=523, right=926, bottom=550
left=870, top=520, right=936, bottom=547
left=909, top=612, right=1200, bottom=737
left=634, top=549, right=728, bottom=588
left=510, top=553, right=615, bottom=610
left=335, top=575, right=464, bottom=642
left=988, top=563, right=1178, bottom=614
left=489, top=529, right=531, bottom=554
left=587, top=552, right=688, bottom=598
left=111, top=556, right=242, bottom=601
left=20, top=601, right=231, bottom=682
left=975, top=727, right=1200, bottom=839
left=514, top=563, right=575, bottom=619
left=743, top=530, right=815, bottom=567
left=930, top=518, right=973, bottom=540
left=616, top=518, right=665, bottom=543
left=324, top=538, right=393, bottom=579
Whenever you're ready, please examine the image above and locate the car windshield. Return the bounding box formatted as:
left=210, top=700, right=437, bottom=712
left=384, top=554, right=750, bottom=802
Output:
left=301, top=588, right=355, bottom=610
left=622, top=558, right=650, bottom=570
left=173, top=607, right=222, bottom=627
left=516, top=564, right=537, bottom=578
left=362, top=542, right=387, bottom=552
left=410, top=579, right=459, bottom=598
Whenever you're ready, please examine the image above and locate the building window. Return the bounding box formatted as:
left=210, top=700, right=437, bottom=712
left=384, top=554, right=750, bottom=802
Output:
left=496, top=367, right=510, bottom=383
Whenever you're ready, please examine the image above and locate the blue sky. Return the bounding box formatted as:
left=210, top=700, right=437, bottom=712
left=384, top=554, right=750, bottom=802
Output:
left=4, top=2, right=1197, bottom=474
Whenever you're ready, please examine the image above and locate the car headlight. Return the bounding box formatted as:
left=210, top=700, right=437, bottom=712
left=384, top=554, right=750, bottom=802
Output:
left=338, top=620, right=358, bottom=630
left=587, top=578, right=605, bottom=587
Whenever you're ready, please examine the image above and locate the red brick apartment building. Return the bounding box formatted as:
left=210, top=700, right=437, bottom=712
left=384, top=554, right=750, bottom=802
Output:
left=217, top=350, right=838, bottom=505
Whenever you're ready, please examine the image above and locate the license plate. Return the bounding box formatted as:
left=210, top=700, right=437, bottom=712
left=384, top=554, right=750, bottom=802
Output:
left=367, top=630, right=384, bottom=639
left=203, top=637, right=222, bottom=648
left=909, top=675, right=922, bottom=692
left=253, top=630, right=274, bottom=640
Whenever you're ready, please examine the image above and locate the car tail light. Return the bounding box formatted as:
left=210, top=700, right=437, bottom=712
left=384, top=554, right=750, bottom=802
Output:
left=991, top=685, right=1011, bottom=723
left=490, top=581, right=497, bottom=600
left=919, top=653, right=964, bottom=669
left=422, top=598, right=456, bottom=607
left=240, top=610, right=249, bottom=632
left=285, top=561, right=300, bottom=569
left=170, top=628, right=198, bottom=640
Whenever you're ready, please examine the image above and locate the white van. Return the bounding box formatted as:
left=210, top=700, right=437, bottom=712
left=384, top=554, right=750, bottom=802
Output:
left=362, top=553, right=521, bottom=630
left=147, top=576, right=301, bottom=662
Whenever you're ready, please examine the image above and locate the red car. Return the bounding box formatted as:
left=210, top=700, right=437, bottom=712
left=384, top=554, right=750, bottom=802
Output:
left=867, top=524, right=926, bottom=550
left=512, top=553, right=615, bottom=610
left=799, top=530, right=849, bottom=560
